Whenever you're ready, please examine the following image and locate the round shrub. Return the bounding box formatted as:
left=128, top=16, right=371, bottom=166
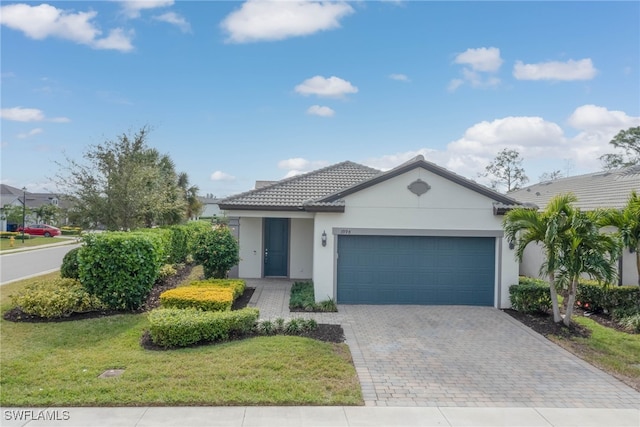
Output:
left=78, top=232, right=166, bottom=310
left=11, top=278, right=106, bottom=318
left=60, top=247, right=82, bottom=279
left=192, top=226, right=239, bottom=279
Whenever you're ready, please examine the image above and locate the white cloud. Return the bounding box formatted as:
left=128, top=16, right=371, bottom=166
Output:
left=454, top=47, right=503, bottom=72
left=295, top=75, right=358, bottom=98
left=1, top=107, right=71, bottom=123
left=364, top=106, right=639, bottom=186
left=513, top=58, right=597, bottom=81
left=1, top=107, right=45, bottom=122
left=0, top=3, right=134, bottom=52
left=450, top=47, right=502, bottom=91
left=221, top=0, right=354, bottom=43
left=17, top=128, right=44, bottom=139
left=92, top=28, right=134, bottom=52
left=306, top=105, right=335, bottom=117
left=210, top=171, right=236, bottom=181
left=278, top=158, right=329, bottom=177
left=447, top=78, right=464, bottom=92
left=389, top=73, right=410, bottom=82
left=567, top=104, right=639, bottom=131
left=153, top=12, right=191, bottom=33
left=120, top=0, right=174, bottom=18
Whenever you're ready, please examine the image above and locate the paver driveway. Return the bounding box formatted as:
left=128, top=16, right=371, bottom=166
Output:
left=247, top=279, right=640, bottom=409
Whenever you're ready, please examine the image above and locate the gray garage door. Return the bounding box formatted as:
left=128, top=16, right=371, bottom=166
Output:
left=337, top=235, right=495, bottom=305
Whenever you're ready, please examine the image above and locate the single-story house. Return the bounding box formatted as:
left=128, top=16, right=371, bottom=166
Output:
left=509, top=166, right=640, bottom=286
left=195, top=195, right=223, bottom=220
left=219, top=155, right=521, bottom=308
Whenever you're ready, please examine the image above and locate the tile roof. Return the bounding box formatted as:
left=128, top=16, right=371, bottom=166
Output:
left=219, top=161, right=381, bottom=210
left=220, top=156, right=520, bottom=212
left=509, top=165, right=640, bottom=211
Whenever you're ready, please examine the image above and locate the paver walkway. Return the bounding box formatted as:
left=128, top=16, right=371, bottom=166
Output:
left=245, top=279, right=640, bottom=409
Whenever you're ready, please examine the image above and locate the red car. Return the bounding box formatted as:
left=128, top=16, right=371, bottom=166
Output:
left=17, top=224, right=61, bottom=237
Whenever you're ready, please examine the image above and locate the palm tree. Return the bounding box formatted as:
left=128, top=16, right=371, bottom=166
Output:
left=177, top=172, right=203, bottom=220
left=503, top=194, right=577, bottom=323
left=555, top=210, right=620, bottom=326
left=599, top=191, right=640, bottom=286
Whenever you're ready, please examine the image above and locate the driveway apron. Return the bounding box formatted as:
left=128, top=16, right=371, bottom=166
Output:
left=246, top=279, right=640, bottom=409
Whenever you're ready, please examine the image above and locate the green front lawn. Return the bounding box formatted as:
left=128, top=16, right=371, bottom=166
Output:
left=550, top=316, right=640, bottom=391
left=0, top=274, right=362, bottom=406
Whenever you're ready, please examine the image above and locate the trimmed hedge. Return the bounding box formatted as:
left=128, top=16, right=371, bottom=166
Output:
left=509, top=277, right=552, bottom=313
left=148, top=307, right=260, bottom=347
left=160, top=286, right=234, bottom=311
left=190, top=279, right=246, bottom=299
left=11, top=278, right=106, bottom=318
left=192, top=226, right=239, bottom=279
left=78, top=232, right=166, bottom=310
left=60, top=247, right=82, bottom=279
left=576, top=280, right=640, bottom=313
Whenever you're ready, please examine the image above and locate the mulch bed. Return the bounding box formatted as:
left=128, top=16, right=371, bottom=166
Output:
left=503, top=307, right=637, bottom=337
left=4, top=264, right=346, bottom=347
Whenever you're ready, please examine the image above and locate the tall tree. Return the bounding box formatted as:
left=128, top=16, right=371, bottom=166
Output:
left=56, top=127, right=193, bottom=230
left=600, top=126, right=640, bottom=170
left=555, top=210, right=620, bottom=326
left=480, top=148, right=529, bottom=193
left=599, top=191, right=640, bottom=285
left=505, top=194, right=621, bottom=325
left=178, top=172, right=203, bottom=220
left=539, top=170, right=563, bottom=182
left=504, top=194, right=577, bottom=323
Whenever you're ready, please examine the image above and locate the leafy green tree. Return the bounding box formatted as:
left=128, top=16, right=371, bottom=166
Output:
left=600, top=126, right=640, bottom=170
left=480, top=148, right=529, bottom=193
left=539, top=170, right=563, bottom=182
left=599, top=191, right=640, bottom=285
left=504, top=194, right=577, bottom=322
left=2, top=205, right=30, bottom=225
left=56, top=127, right=194, bottom=230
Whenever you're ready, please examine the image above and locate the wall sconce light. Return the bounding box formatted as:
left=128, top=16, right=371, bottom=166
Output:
left=508, top=242, right=515, bottom=250
left=321, top=231, right=327, bottom=247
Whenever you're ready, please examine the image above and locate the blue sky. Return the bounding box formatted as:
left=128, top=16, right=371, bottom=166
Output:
left=1, top=1, right=639, bottom=197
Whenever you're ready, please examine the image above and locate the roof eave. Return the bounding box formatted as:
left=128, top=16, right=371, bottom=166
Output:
left=217, top=204, right=303, bottom=212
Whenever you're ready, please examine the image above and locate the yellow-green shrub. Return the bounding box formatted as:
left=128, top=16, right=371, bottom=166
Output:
left=160, top=286, right=234, bottom=311
left=190, top=279, right=246, bottom=299
left=148, top=307, right=259, bottom=347
left=11, top=278, right=106, bottom=318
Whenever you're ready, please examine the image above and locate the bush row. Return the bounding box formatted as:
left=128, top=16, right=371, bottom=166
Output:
left=159, top=279, right=246, bottom=312
left=11, top=278, right=106, bottom=318
left=190, top=279, right=246, bottom=299
left=509, top=277, right=552, bottom=313
left=576, top=280, right=639, bottom=313
left=148, top=307, right=259, bottom=347
left=58, top=221, right=213, bottom=311
left=160, top=287, right=235, bottom=311
left=510, top=277, right=640, bottom=314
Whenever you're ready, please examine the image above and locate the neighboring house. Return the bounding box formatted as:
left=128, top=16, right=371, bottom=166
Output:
left=509, top=166, right=640, bottom=286
left=219, top=155, right=521, bottom=308
left=0, top=184, right=62, bottom=231
left=195, top=196, right=223, bottom=220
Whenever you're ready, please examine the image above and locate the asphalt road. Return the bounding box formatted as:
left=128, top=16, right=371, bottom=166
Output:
left=0, top=243, right=80, bottom=285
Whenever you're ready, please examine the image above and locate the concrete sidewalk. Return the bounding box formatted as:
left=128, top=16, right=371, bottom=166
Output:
left=1, top=406, right=639, bottom=426
left=0, top=237, right=79, bottom=255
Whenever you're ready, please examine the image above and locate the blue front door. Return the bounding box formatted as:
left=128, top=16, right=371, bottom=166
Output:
left=264, top=218, right=289, bottom=277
